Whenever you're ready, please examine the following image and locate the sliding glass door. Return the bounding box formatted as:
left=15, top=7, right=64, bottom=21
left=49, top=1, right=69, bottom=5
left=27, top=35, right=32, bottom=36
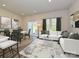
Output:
left=27, top=22, right=33, bottom=35
left=33, top=22, right=38, bottom=34
left=27, top=21, right=38, bottom=35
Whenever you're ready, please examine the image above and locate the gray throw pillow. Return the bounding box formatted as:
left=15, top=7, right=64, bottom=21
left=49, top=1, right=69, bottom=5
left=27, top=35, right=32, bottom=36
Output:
left=61, top=31, right=69, bottom=38
left=69, top=33, right=79, bottom=39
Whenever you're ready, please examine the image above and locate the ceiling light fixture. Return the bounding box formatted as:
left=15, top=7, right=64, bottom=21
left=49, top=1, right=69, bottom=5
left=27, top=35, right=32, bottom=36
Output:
left=2, top=4, right=6, bottom=7
left=49, top=0, right=52, bottom=2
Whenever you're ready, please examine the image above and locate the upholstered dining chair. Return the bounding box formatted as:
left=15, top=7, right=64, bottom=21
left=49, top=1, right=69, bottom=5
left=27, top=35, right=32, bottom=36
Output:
left=11, top=30, right=23, bottom=43
left=25, top=29, right=31, bottom=38
left=4, top=29, right=10, bottom=39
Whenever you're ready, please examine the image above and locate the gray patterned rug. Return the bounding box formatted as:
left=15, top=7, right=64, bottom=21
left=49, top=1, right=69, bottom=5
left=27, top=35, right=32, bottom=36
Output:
left=19, top=38, right=66, bottom=58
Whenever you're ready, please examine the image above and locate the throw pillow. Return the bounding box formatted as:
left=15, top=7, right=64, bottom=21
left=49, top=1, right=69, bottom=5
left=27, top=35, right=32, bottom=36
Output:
left=61, top=31, right=69, bottom=38
left=69, top=33, right=79, bottom=39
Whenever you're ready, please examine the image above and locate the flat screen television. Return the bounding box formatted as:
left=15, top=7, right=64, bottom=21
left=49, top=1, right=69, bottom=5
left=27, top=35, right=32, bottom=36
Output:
left=75, top=20, right=79, bottom=28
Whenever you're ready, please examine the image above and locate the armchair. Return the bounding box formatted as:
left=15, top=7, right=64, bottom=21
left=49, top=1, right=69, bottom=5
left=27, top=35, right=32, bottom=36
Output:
left=60, top=38, right=79, bottom=55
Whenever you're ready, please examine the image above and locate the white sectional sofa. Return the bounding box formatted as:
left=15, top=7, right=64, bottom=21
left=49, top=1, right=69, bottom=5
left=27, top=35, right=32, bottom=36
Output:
left=49, top=31, right=61, bottom=40
left=60, top=38, right=79, bottom=55
left=39, top=31, right=61, bottom=41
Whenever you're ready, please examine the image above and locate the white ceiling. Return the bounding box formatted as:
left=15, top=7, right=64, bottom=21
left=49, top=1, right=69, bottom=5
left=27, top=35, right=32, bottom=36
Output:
left=0, top=0, right=75, bottom=16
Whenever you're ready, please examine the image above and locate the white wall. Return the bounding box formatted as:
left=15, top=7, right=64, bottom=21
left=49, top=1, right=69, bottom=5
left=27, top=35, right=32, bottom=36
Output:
left=69, top=0, right=79, bottom=33
left=0, top=8, right=21, bottom=20
left=22, top=10, right=70, bottom=31
left=69, top=0, right=79, bottom=15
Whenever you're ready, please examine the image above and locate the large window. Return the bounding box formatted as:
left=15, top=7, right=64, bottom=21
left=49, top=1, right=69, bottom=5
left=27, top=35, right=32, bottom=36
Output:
left=46, top=18, right=57, bottom=32
left=0, top=16, right=19, bottom=29
left=1, top=17, right=11, bottom=29
left=45, top=17, right=61, bottom=32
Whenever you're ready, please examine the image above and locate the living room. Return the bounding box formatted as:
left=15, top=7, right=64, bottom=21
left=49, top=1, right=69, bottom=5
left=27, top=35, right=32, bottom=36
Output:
left=0, top=0, right=79, bottom=58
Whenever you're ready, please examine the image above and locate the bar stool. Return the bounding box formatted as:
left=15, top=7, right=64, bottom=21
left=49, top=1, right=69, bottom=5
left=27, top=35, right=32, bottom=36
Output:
left=0, top=40, right=20, bottom=58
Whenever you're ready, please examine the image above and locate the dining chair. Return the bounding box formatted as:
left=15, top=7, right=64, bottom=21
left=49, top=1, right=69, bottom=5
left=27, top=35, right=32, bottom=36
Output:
left=11, top=30, right=23, bottom=43
left=25, top=29, right=31, bottom=38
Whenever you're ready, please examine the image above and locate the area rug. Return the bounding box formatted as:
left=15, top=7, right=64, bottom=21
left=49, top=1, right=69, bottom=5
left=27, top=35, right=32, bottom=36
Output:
left=19, top=38, right=66, bottom=58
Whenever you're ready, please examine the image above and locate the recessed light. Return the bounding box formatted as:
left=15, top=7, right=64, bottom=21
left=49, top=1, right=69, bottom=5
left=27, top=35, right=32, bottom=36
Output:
left=49, top=0, right=52, bottom=2
left=2, top=4, right=6, bottom=7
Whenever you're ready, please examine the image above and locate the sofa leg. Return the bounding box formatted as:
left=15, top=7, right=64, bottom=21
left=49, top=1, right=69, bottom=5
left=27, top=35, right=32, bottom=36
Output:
left=58, top=42, right=60, bottom=44
left=64, top=52, right=66, bottom=54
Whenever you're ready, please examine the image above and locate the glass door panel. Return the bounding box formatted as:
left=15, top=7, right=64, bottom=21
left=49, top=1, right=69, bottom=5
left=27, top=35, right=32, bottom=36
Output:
left=27, top=22, right=33, bottom=35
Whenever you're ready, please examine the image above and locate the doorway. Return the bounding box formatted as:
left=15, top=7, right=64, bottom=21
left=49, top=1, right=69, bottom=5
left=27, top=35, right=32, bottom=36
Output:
left=27, top=21, right=38, bottom=36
